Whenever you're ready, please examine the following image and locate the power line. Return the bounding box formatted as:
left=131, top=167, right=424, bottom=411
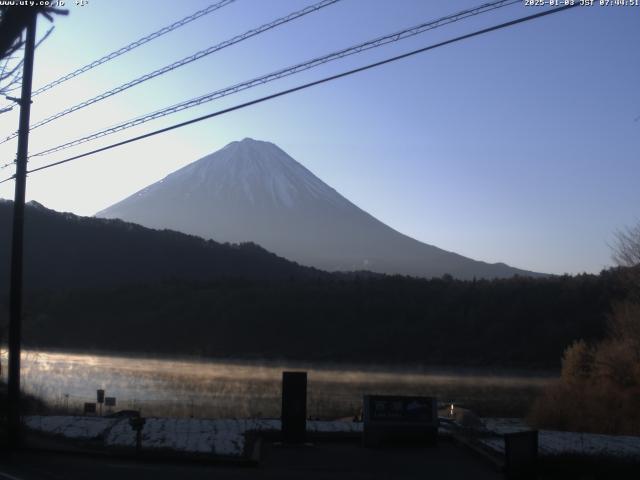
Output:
left=0, top=3, right=579, bottom=186
left=0, top=0, right=341, bottom=145
left=29, top=0, right=519, bottom=160
left=21, top=0, right=238, bottom=97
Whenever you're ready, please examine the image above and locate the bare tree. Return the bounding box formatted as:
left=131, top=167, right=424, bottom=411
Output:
left=0, top=5, right=66, bottom=112
left=612, top=222, right=640, bottom=268
left=611, top=222, right=640, bottom=303
left=0, top=5, right=65, bottom=59
left=0, top=54, right=24, bottom=100
left=529, top=226, right=640, bottom=435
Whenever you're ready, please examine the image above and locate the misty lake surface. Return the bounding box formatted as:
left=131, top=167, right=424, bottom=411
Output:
left=2, top=350, right=556, bottom=418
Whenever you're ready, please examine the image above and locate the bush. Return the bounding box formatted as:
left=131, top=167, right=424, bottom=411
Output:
left=528, top=301, right=640, bottom=435
left=560, top=339, right=595, bottom=383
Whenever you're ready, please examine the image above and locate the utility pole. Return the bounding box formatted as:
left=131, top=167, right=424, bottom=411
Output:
left=7, top=13, right=37, bottom=449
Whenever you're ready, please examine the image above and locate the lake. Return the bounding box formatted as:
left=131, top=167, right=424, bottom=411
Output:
left=1, top=349, right=556, bottom=418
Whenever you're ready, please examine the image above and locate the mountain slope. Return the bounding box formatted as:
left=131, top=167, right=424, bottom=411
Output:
left=97, top=138, right=542, bottom=279
left=0, top=199, right=318, bottom=292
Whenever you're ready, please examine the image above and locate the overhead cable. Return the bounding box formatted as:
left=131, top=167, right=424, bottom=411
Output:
left=30, top=0, right=520, bottom=159
left=0, top=0, right=341, bottom=145
left=29, top=0, right=237, bottom=97
left=0, top=3, right=579, bottom=185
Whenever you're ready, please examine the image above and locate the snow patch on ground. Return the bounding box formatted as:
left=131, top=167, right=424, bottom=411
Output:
left=24, top=416, right=114, bottom=440
left=480, top=418, right=640, bottom=460
left=105, top=418, right=243, bottom=455
left=24, top=416, right=361, bottom=457
left=482, top=417, right=530, bottom=435
left=307, top=420, right=362, bottom=434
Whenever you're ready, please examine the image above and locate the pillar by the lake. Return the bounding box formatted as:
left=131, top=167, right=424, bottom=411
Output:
left=281, top=371, right=307, bottom=443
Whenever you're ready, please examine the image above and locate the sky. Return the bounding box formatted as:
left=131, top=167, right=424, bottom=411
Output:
left=0, top=0, right=638, bottom=275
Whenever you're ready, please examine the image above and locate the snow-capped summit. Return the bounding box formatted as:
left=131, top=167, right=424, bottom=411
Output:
left=159, top=138, right=349, bottom=211
left=96, top=138, right=540, bottom=279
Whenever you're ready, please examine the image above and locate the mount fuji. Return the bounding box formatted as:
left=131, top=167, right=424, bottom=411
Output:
left=96, top=138, right=540, bottom=279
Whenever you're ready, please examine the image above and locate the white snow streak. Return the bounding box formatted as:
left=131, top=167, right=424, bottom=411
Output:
left=480, top=418, right=640, bottom=460
left=24, top=416, right=361, bottom=457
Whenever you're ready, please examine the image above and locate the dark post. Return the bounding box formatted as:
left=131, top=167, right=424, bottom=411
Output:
left=281, top=371, right=307, bottom=443
left=97, top=389, right=105, bottom=416
left=129, top=416, right=146, bottom=455
left=7, top=13, right=37, bottom=449
left=136, top=429, right=142, bottom=454
left=504, top=430, right=538, bottom=480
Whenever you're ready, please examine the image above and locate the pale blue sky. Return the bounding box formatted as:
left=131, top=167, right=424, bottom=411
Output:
left=0, top=0, right=638, bottom=275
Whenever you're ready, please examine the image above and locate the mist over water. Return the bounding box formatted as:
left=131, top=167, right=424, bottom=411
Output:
left=2, top=350, right=555, bottom=418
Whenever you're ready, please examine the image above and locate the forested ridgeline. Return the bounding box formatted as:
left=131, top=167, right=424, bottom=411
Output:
left=0, top=199, right=322, bottom=292
left=0, top=200, right=628, bottom=367
left=3, top=270, right=625, bottom=368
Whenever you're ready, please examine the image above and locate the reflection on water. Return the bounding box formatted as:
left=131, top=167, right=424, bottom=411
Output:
left=0, top=350, right=555, bottom=418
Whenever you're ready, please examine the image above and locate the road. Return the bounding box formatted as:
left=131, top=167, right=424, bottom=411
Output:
left=0, top=440, right=502, bottom=480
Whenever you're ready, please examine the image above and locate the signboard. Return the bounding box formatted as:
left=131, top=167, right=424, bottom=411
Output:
left=84, top=402, right=97, bottom=414
left=363, top=395, right=438, bottom=447
left=105, top=397, right=116, bottom=407
left=369, top=396, right=435, bottom=422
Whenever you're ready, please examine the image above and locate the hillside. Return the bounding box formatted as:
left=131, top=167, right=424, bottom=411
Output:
left=0, top=199, right=621, bottom=367
left=0, top=199, right=319, bottom=292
